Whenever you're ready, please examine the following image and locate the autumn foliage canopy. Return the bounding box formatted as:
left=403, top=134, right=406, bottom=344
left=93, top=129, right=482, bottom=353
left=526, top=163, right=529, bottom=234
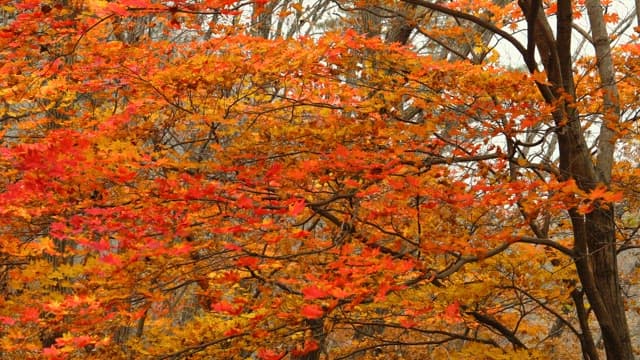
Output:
left=1, top=0, right=640, bottom=359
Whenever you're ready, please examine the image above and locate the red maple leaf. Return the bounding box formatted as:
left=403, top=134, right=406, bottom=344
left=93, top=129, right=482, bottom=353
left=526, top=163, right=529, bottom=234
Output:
left=21, top=307, right=40, bottom=322
left=72, top=335, right=93, bottom=348
left=289, top=199, right=306, bottom=216
left=100, top=253, right=123, bottom=267
left=443, top=301, right=462, bottom=323
left=237, top=195, right=254, bottom=208
left=257, top=348, right=285, bottom=360
left=236, top=256, right=259, bottom=269
left=300, top=304, right=324, bottom=319
left=399, top=317, right=417, bottom=328
left=0, top=316, right=16, bottom=325
left=301, top=285, right=328, bottom=300
left=264, top=162, right=283, bottom=179
left=42, top=347, right=63, bottom=360
left=329, top=287, right=351, bottom=299
left=212, top=301, right=242, bottom=315
left=224, top=242, right=242, bottom=251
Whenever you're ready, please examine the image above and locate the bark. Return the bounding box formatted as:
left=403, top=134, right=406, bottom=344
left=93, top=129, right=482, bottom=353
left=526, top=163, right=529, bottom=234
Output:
left=571, top=289, right=599, bottom=360
left=358, top=3, right=416, bottom=44
left=583, top=1, right=633, bottom=358
left=524, top=0, right=632, bottom=358
left=587, top=0, right=620, bottom=183
left=546, top=0, right=631, bottom=357
left=251, top=1, right=278, bottom=39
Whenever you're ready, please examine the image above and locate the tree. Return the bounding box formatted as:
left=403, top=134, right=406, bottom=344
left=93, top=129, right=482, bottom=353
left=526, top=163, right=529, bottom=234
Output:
left=0, top=0, right=638, bottom=359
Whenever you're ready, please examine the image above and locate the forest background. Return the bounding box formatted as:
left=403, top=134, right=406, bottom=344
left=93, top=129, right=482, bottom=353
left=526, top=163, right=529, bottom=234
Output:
left=1, top=0, right=640, bottom=359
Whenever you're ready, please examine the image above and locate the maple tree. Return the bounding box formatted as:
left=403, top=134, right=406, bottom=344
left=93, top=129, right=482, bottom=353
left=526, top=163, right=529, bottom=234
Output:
left=0, top=0, right=639, bottom=359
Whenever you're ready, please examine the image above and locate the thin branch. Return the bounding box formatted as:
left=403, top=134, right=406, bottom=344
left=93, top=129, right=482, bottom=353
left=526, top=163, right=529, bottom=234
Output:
left=399, top=0, right=528, bottom=58
left=572, top=23, right=593, bottom=44
left=501, top=285, right=580, bottom=337
left=516, top=236, right=575, bottom=257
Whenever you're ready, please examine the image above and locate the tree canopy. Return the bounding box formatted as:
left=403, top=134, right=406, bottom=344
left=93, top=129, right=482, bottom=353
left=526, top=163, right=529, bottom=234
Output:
left=1, top=0, right=639, bottom=359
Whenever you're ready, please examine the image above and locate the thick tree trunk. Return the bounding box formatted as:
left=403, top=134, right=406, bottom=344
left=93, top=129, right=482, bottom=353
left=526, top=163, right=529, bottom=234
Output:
left=554, top=1, right=632, bottom=359
left=587, top=209, right=633, bottom=359
left=582, top=1, right=633, bottom=358
left=516, top=0, right=632, bottom=357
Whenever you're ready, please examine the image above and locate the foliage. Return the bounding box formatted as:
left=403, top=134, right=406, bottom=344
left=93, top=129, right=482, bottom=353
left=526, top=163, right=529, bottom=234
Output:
left=0, top=0, right=639, bottom=359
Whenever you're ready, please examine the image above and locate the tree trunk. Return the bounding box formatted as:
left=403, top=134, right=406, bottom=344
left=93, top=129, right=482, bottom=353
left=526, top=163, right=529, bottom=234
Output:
left=582, top=1, right=633, bottom=358
left=549, top=1, right=632, bottom=358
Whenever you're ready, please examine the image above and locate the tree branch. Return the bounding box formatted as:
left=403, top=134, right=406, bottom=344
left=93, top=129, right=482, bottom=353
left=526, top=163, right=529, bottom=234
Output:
left=467, top=310, right=527, bottom=349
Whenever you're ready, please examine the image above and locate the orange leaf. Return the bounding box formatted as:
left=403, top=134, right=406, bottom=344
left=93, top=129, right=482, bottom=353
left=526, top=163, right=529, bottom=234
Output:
left=588, top=186, right=623, bottom=202
left=603, top=191, right=624, bottom=202
left=329, top=287, right=351, bottom=299
left=587, top=186, right=608, bottom=201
